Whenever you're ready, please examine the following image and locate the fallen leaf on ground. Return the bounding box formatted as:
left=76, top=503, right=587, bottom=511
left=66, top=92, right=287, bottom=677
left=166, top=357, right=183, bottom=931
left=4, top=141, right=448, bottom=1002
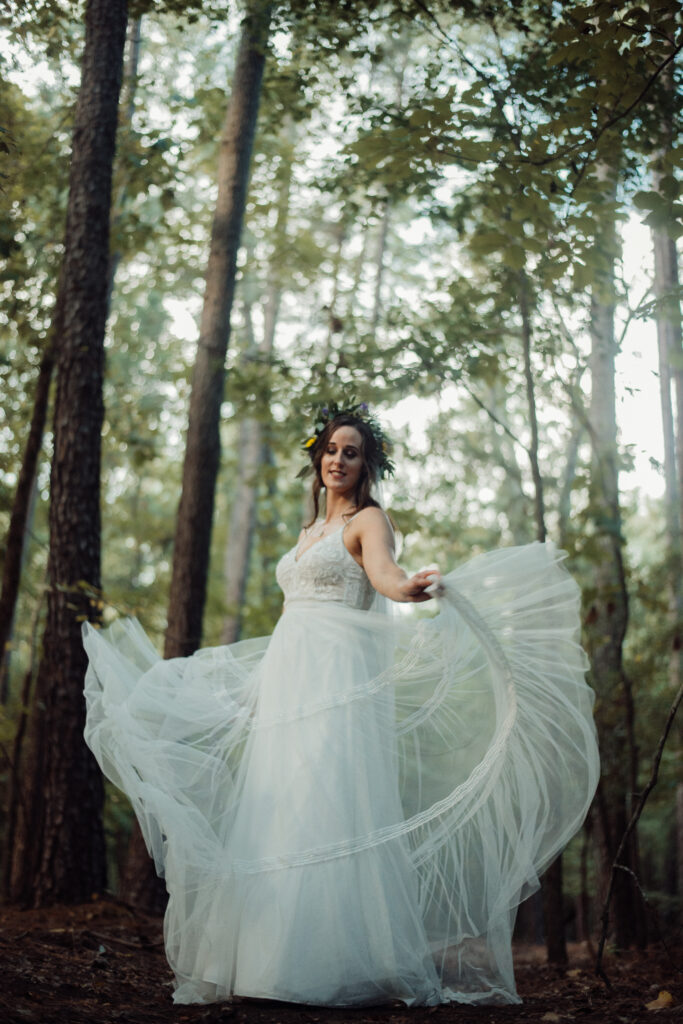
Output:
left=646, top=990, right=674, bottom=1010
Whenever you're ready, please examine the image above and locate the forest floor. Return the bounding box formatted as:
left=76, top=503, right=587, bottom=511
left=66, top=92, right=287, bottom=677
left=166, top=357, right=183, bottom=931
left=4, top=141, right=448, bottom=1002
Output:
left=0, top=900, right=680, bottom=1024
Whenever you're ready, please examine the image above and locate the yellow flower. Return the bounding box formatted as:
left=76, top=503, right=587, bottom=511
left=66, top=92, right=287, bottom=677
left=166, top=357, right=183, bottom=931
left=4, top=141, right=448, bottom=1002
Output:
left=304, top=436, right=317, bottom=449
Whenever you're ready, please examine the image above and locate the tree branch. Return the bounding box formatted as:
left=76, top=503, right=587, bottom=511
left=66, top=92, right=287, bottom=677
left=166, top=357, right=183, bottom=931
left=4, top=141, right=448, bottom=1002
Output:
left=460, top=379, right=531, bottom=456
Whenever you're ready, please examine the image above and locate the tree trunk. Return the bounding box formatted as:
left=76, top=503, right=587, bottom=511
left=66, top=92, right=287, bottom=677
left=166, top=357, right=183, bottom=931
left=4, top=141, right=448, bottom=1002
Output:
left=221, top=128, right=292, bottom=645
left=576, top=817, right=592, bottom=942
left=122, top=1, right=271, bottom=913
left=649, top=21, right=683, bottom=931
left=2, top=568, right=47, bottom=899
left=651, top=37, right=683, bottom=690
left=678, top=782, right=683, bottom=927
left=518, top=269, right=565, bottom=961
left=106, top=15, right=143, bottom=305
left=519, top=270, right=546, bottom=544
left=0, top=343, right=53, bottom=703
left=164, top=0, right=272, bottom=660
left=653, top=225, right=683, bottom=686
left=584, top=213, right=642, bottom=947
left=221, top=417, right=263, bottom=645
left=557, top=421, right=583, bottom=549
left=7, top=0, right=128, bottom=907
left=118, top=825, right=168, bottom=914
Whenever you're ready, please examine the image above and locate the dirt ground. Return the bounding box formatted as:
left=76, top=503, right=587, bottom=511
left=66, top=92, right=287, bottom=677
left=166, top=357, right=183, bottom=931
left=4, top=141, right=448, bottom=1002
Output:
left=0, top=900, right=680, bottom=1024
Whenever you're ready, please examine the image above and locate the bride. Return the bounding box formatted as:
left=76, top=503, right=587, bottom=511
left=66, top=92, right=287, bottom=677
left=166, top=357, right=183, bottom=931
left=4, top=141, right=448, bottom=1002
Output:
left=82, top=401, right=600, bottom=1007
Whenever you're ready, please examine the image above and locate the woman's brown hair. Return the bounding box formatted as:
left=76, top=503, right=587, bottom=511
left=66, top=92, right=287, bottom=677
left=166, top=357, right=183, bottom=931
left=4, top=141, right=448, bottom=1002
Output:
left=305, top=414, right=383, bottom=527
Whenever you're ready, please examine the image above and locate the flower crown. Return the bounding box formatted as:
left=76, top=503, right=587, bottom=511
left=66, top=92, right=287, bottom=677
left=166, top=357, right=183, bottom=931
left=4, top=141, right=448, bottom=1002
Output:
left=300, top=400, right=395, bottom=479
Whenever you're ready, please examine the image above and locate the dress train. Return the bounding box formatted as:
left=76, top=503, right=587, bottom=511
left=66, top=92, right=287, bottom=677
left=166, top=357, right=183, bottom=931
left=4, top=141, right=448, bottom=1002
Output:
left=83, top=537, right=599, bottom=1006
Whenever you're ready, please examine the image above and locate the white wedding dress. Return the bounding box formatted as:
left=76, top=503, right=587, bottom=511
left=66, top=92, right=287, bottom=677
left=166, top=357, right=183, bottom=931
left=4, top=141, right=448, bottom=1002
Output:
left=82, top=525, right=599, bottom=1007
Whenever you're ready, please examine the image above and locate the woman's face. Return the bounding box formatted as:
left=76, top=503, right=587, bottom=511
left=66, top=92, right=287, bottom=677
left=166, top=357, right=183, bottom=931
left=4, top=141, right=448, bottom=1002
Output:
left=320, top=425, right=364, bottom=500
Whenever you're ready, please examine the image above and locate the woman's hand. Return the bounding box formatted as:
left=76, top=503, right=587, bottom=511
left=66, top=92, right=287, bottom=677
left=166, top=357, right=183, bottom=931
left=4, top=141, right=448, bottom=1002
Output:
left=396, top=569, right=443, bottom=603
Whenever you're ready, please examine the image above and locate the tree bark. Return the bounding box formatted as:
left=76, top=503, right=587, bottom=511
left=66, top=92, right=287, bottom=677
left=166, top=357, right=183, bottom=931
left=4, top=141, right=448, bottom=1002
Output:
left=221, top=130, right=292, bottom=645
left=518, top=269, right=564, bottom=961
left=557, top=421, right=583, bottom=549
left=7, top=0, right=128, bottom=907
left=0, top=345, right=53, bottom=703
left=106, top=15, right=143, bottom=306
left=519, top=270, right=546, bottom=544
left=118, top=825, right=168, bottom=914
left=220, top=416, right=263, bottom=645
left=651, top=39, right=683, bottom=690
left=2, top=569, right=47, bottom=899
left=584, top=204, right=642, bottom=947
left=542, top=856, right=566, bottom=964
left=164, top=0, right=272, bottom=659
left=653, top=225, right=683, bottom=685
left=122, top=1, right=271, bottom=914
left=678, top=782, right=683, bottom=927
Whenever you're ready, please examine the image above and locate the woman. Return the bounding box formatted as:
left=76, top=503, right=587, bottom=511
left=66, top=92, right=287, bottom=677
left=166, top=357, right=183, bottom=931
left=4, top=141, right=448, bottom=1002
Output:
left=83, top=402, right=599, bottom=1008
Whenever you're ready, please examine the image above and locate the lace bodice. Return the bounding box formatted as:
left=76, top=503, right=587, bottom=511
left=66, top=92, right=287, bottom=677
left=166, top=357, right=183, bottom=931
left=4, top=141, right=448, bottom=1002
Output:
left=276, top=524, right=376, bottom=610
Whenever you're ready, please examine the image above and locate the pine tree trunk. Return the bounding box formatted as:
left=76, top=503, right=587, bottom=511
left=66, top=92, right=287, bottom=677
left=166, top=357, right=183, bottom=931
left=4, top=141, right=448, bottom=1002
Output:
left=519, top=270, right=565, bottom=961
left=519, top=271, right=546, bottom=544
left=651, top=42, right=683, bottom=689
left=7, top=0, right=128, bottom=907
left=482, top=382, right=532, bottom=544
left=122, top=1, right=271, bottom=913
left=2, top=571, right=47, bottom=898
left=0, top=346, right=54, bottom=703
left=164, top=0, right=272, bottom=660
left=119, top=825, right=168, bottom=914
left=557, top=421, right=583, bottom=549
left=107, top=15, right=143, bottom=305
left=653, top=226, right=683, bottom=685
left=221, top=130, right=292, bottom=645
left=677, top=782, right=683, bottom=927
left=585, top=231, right=642, bottom=947
left=221, top=417, right=263, bottom=645
left=649, top=25, right=683, bottom=931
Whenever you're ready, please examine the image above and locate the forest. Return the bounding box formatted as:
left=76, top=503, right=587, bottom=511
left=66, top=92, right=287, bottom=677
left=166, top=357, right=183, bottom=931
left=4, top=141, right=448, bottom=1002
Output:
left=0, top=0, right=682, bottom=1021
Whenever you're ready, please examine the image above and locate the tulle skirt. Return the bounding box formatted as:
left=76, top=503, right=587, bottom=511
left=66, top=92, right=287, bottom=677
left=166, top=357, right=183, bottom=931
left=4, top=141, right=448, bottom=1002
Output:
left=82, top=542, right=599, bottom=1006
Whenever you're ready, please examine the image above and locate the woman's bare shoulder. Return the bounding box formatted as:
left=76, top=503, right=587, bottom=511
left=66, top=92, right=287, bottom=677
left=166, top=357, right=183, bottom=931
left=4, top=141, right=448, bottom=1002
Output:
left=349, top=505, right=393, bottom=535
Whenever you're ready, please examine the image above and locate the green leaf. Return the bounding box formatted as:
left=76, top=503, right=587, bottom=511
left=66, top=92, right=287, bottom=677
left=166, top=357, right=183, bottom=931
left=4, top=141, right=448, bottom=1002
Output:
left=470, top=231, right=507, bottom=255
left=408, top=109, right=431, bottom=128
left=504, top=246, right=526, bottom=270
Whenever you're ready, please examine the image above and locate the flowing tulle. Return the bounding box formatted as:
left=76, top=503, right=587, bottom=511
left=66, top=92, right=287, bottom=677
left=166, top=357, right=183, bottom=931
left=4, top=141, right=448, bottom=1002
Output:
left=83, top=541, right=599, bottom=1006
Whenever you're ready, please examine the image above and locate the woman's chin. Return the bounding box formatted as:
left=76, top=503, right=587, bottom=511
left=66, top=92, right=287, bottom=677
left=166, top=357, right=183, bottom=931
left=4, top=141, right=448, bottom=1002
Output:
left=324, top=479, right=352, bottom=494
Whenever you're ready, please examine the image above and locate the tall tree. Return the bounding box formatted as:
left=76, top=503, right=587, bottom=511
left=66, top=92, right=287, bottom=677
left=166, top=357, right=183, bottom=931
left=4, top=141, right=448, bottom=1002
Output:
left=164, top=0, right=273, bottom=660
left=649, top=10, right=683, bottom=690
left=222, top=127, right=293, bottom=645
left=0, top=344, right=54, bottom=703
left=0, top=16, right=142, bottom=706
left=120, top=0, right=273, bottom=911
left=584, top=165, right=641, bottom=948
left=648, top=5, right=683, bottom=932
left=516, top=268, right=567, bottom=962
left=6, top=0, right=128, bottom=906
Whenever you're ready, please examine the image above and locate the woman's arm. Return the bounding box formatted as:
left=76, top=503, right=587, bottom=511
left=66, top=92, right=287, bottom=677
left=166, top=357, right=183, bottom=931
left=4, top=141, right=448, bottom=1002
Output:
left=347, top=507, right=438, bottom=603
